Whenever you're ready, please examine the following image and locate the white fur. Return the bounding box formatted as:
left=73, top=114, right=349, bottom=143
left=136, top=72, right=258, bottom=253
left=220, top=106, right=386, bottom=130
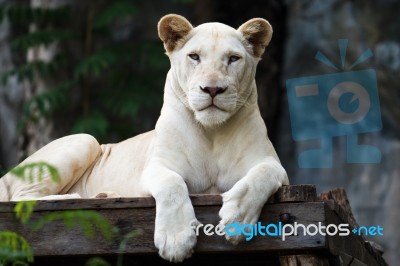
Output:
left=0, top=15, right=288, bottom=262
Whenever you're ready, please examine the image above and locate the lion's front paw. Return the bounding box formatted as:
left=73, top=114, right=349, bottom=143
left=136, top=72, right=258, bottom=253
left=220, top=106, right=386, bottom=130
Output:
left=155, top=224, right=197, bottom=262
left=154, top=208, right=199, bottom=262
left=218, top=188, right=263, bottom=245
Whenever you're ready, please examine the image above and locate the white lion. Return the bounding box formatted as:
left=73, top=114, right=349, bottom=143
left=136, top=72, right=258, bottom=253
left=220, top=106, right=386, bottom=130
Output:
left=0, top=14, right=288, bottom=262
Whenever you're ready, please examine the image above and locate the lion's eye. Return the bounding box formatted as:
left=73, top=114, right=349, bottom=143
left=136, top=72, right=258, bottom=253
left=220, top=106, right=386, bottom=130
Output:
left=188, top=53, right=200, bottom=61
left=228, top=55, right=241, bottom=64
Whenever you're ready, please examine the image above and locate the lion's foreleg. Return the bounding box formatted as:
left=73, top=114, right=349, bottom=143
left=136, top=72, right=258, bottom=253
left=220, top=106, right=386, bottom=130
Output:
left=141, top=164, right=199, bottom=262
left=218, top=157, right=288, bottom=244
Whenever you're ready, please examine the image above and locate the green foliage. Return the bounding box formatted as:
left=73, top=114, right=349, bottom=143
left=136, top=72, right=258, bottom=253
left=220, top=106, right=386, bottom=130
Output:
left=14, top=201, right=38, bottom=225
left=10, top=161, right=60, bottom=184
left=1, top=0, right=185, bottom=142
left=116, top=230, right=142, bottom=266
left=11, top=30, right=73, bottom=50
left=85, top=257, right=111, bottom=266
left=2, top=159, right=122, bottom=265
left=74, top=50, right=117, bottom=79
left=93, top=1, right=138, bottom=30
left=0, top=0, right=196, bottom=263
left=71, top=110, right=110, bottom=139
left=1, top=55, right=67, bottom=84
left=23, top=80, right=73, bottom=120
left=0, top=231, right=33, bottom=266
left=32, top=210, right=116, bottom=241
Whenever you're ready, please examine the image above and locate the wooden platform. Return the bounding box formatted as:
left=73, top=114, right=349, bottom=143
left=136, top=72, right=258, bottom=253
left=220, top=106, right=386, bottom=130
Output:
left=0, top=185, right=387, bottom=265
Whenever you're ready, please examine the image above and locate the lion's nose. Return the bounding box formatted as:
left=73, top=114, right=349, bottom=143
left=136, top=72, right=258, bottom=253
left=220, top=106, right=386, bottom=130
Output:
left=200, top=86, right=225, bottom=98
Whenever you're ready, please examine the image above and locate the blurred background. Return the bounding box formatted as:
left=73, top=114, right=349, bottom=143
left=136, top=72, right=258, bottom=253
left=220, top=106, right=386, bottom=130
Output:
left=0, top=0, right=399, bottom=264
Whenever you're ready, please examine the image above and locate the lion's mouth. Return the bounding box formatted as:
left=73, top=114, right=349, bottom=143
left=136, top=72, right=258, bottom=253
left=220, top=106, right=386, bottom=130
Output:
left=199, top=103, right=225, bottom=112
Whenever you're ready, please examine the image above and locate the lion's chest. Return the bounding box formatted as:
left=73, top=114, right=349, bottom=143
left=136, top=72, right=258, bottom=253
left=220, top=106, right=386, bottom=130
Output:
left=184, top=166, right=242, bottom=194
left=181, top=146, right=250, bottom=194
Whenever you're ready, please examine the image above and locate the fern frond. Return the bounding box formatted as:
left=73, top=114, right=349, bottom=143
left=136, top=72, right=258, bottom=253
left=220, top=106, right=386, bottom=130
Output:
left=0, top=231, right=34, bottom=264
left=71, top=110, right=109, bottom=139
left=32, top=210, right=116, bottom=241
left=74, top=51, right=117, bottom=79
left=101, top=88, right=141, bottom=117
left=116, top=230, right=141, bottom=266
left=14, top=201, right=38, bottom=224
left=11, top=30, right=73, bottom=50
left=85, top=257, right=111, bottom=266
left=10, top=161, right=60, bottom=184
left=1, top=55, right=67, bottom=84
left=23, top=80, right=73, bottom=120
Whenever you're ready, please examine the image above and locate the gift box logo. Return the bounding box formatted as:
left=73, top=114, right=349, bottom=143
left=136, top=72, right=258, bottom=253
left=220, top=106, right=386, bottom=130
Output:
left=286, top=39, right=382, bottom=168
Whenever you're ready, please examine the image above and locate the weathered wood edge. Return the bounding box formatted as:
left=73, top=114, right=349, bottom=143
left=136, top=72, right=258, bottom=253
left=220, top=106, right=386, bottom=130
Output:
left=319, top=188, right=359, bottom=229
left=0, top=184, right=387, bottom=265
left=322, top=196, right=388, bottom=266
left=0, top=202, right=328, bottom=257
left=270, top=184, right=316, bottom=203
left=0, top=184, right=316, bottom=212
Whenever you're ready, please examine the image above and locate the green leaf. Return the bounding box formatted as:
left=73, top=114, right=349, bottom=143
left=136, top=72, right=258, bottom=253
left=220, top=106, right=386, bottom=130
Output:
left=74, top=51, right=117, bottom=79
left=1, top=55, right=67, bottom=84
left=101, top=88, right=142, bottom=117
left=93, top=1, right=138, bottom=30
left=10, top=161, right=60, bottom=184
left=32, top=210, right=116, bottom=241
left=71, top=111, right=109, bottom=139
left=23, top=80, right=73, bottom=120
left=0, top=231, right=34, bottom=264
left=14, top=201, right=38, bottom=224
left=85, top=257, right=111, bottom=266
left=116, top=230, right=141, bottom=266
left=11, top=30, right=73, bottom=50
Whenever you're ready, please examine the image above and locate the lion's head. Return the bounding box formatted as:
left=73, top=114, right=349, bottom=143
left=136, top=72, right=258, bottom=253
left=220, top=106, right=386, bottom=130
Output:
left=158, top=14, right=272, bottom=127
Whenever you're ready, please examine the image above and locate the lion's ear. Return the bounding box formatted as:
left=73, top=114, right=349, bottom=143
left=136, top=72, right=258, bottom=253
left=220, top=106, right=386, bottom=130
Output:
left=238, top=18, right=273, bottom=58
left=158, top=14, right=193, bottom=53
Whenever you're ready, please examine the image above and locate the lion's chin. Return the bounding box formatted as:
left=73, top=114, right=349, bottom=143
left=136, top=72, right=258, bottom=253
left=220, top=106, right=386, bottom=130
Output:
left=194, top=107, right=231, bottom=127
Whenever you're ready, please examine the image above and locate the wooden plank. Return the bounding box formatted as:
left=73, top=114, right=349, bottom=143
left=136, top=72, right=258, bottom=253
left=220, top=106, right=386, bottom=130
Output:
left=271, top=184, right=316, bottom=203
left=0, top=185, right=317, bottom=213
left=0, top=202, right=327, bottom=257
left=0, top=185, right=387, bottom=265
left=195, top=202, right=326, bottom=253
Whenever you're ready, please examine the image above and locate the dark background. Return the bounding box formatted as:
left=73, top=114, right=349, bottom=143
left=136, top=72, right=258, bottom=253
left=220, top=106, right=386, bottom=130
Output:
left=0, top=0, right=399, bottom=264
